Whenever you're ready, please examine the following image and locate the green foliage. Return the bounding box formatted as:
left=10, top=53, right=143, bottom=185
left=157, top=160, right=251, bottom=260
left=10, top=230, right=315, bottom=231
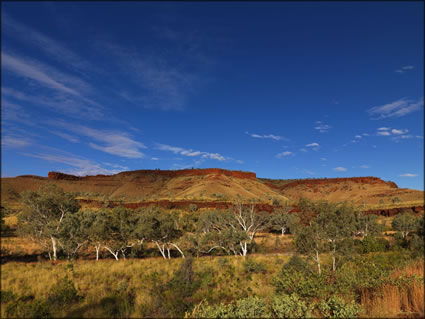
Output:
left=5, top=297, right=52, bottom=319
left=242, top=258, right=266, bottom=274
left=392, top=212, right=418, bottom=238
left=47, top=276, right=80, bottom=307
left=315, top=296, right=361, bottom=318
left=272, top=256, right=327, bottom=299
left=360, top=236, right=390, bottom=253
left=196, top=296, right=270, bottom=318
left=271, top=293, right=311, bottom=318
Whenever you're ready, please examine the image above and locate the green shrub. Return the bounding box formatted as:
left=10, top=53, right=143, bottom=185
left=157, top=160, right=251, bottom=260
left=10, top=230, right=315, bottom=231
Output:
left=315, top=296, right=361, bottom=318
left=47, top=276, right=80, bottom=306
left=360, top=236, right=390, bottom=253
left=242, top=258, right=266, bottom=274
left=271, top=293, right=310, bottom=318
left=273, top=256, right=327, bottom=299
left=5, top=297, right=52, bottom=318
left=196, top=296, right=270, bottom=318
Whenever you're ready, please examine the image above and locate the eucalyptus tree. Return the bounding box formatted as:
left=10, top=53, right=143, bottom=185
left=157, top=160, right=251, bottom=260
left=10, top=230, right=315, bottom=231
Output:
left=102, top=207, right=136, bottom=260
left=315, top=202, right=357, bottom=271
left=271, top=206, right=300, bottom=236
left=135, top=208, right=185, bottom=259
left=196, top=202, right=270, bottom=257
left=58, top=212, right=88, bottom=259
left=79, top=210, right=110, bottom=261
left=18, top=184, right=80, bottom=260
left=392, top=212, right=418, bottom=239
left=354, top=213, right=383, bottom=238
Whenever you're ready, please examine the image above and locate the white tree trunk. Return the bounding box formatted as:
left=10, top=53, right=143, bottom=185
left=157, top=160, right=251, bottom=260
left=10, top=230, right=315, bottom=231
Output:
left=240, top=241, right=248, bottom=256
left=315, top=250, right=321, bottom=275
left=95, top=244, right=101, bottom=261
left=51, top=236, right=57, bottom=261
left=155, top=242, right=167, bottom=259
left=104, top=246, right=119, bottom=261
left=170, top=243, right=185, bottom=258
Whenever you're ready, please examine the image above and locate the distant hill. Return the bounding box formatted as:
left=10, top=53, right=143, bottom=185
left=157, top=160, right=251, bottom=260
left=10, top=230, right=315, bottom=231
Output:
left=1, top=169, right=423, bottom=213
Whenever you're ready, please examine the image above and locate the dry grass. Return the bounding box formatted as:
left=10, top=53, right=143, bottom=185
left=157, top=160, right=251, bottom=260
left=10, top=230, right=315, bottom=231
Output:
left=360, top=261, right=424, bottom=318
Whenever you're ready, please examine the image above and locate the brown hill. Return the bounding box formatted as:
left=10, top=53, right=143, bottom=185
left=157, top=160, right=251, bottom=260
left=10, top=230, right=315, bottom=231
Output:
left=1, top=169, right=423, bottom=213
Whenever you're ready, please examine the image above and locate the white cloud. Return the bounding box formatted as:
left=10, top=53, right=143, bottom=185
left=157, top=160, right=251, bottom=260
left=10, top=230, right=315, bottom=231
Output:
left=52, top=122, right=146, bottom=158
left=276, top=151, right=293, bottom=158
left=321, top=157, right=327, bottom=161
left=24, top=152, right=123, bottom=176
left=50, top=131, right=80, bottom=143
left=156, top=143, right=227, bottom=161
left=368, top=97, right=424, bottom=119
left=377, top=127, right=391, bottom=131
left=151, top=157, right=159, bottom=161
left=2, top=13, right=96, bottom=75
left=299, top=148, right=308, bottom=152
left=391, top=128, right=408, bottom=135
left=354, top=135, right=362, bottom=139
left=2, top=52, right=82, bottom=96
left=399, top=173, right=418, bottom=177
left=306, top=142, right=319, bottom=147
left=377, top=131, right=391, bottom=136
left=362, top=133, right=370, bottom=136
left=245, top=131, right=287, bottom=141
left=395, top=65, right=415, bottom=73
left=333, top=167, right=347, bottom=172
left=360, top=165, right=369, bottom=169
left=314, top=122, right=331, bottom=133
left=1, top=135, right=32, bottom=148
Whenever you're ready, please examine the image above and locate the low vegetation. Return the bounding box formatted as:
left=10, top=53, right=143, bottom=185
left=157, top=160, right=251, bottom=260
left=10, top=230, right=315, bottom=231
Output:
left=1, top=184, right=424, bottom=318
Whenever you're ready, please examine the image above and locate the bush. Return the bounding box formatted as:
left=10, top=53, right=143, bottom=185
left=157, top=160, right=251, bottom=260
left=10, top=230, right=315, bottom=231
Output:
left=271, top=293, right=310, bottom=318
left=196, top=296, right=270, bottom=318
left=360, top=236, right=390, bottom=253
left=273, top=256, right=327, bottom=299
left=242, top=258, right=266, bottom=274
left=5, top=297, right=52, bottom=318
left=47, top=276, right=80, bottom=306
left=315, top=296, right=361, bottom=318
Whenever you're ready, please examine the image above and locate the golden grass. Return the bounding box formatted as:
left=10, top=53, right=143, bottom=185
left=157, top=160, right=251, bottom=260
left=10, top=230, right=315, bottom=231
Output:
left=360, top=261, right=424, bottom=318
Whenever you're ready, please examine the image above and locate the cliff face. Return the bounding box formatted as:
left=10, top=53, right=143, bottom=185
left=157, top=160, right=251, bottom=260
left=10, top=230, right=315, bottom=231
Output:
left=276, top=177, right=397, bottom=191
left=48, top=168, right=257, bottom=181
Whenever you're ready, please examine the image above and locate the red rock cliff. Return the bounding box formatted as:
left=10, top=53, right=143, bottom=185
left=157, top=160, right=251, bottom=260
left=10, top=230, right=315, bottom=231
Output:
left=48, top=168, right=256, bottom=181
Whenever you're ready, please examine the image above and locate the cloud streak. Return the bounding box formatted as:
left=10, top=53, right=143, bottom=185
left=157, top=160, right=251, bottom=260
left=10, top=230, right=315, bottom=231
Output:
left=367, top=97, right=424, bottom=119
left=156, top=143, right=227, bottom=161
left=276, top=151, right=293, bottom=158
left=245, top=131, right=288, bottom=141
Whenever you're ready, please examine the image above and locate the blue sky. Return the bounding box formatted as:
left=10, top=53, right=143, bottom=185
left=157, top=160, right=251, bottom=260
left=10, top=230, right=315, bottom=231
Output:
left=1, top=2, right=424, bottom=190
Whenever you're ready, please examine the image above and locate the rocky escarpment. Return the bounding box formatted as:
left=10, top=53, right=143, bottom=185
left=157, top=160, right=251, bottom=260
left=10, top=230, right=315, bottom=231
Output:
left=268, top=177, right=398, bottom=191
left=48, top=168, right=256, bottom=181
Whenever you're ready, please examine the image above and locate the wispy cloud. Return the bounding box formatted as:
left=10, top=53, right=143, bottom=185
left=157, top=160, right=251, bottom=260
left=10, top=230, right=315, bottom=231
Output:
left=305, top=142, right=320, bottom=151
left=276, top=151, right=293, bottom=158
left=299, top=148, right=308, bottom=153
left=314, top=121, right=331, bottom=133
left=377, top=131, right=391, bottom=136
left=2, top=13, right=96, bottom=75
left=367, top=97, right=424, bottom=119
left=24, top=152, right=124, bottom=176
left=395, top=65, right=414, bottom=74
left=333, top=167, right=347, bottom=172
left=156, top=143, right=227, bottom=161
left=360, top=165, right=369, bottom=169
left=399, top=173, right=418, bottom=177
left=2, top=87, right=104, bottom=120
left=2, top=52, right=85, bottom=96
left=52, top=122, right=146, bottom=158
left=354, top=135, right=362, bottom=139
left=391, top=128, right=408, bottom=135
left=50, top=131, right=80, bottom=143
left=377, top=127, right=390, bottom=131
left=245, top=131, right=288, bottom=141
left=1, top=135, right=32, bottom=148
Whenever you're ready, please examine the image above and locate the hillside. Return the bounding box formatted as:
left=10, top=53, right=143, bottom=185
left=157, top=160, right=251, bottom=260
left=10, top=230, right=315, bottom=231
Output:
left=1, top=169, right=423, bottom=213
